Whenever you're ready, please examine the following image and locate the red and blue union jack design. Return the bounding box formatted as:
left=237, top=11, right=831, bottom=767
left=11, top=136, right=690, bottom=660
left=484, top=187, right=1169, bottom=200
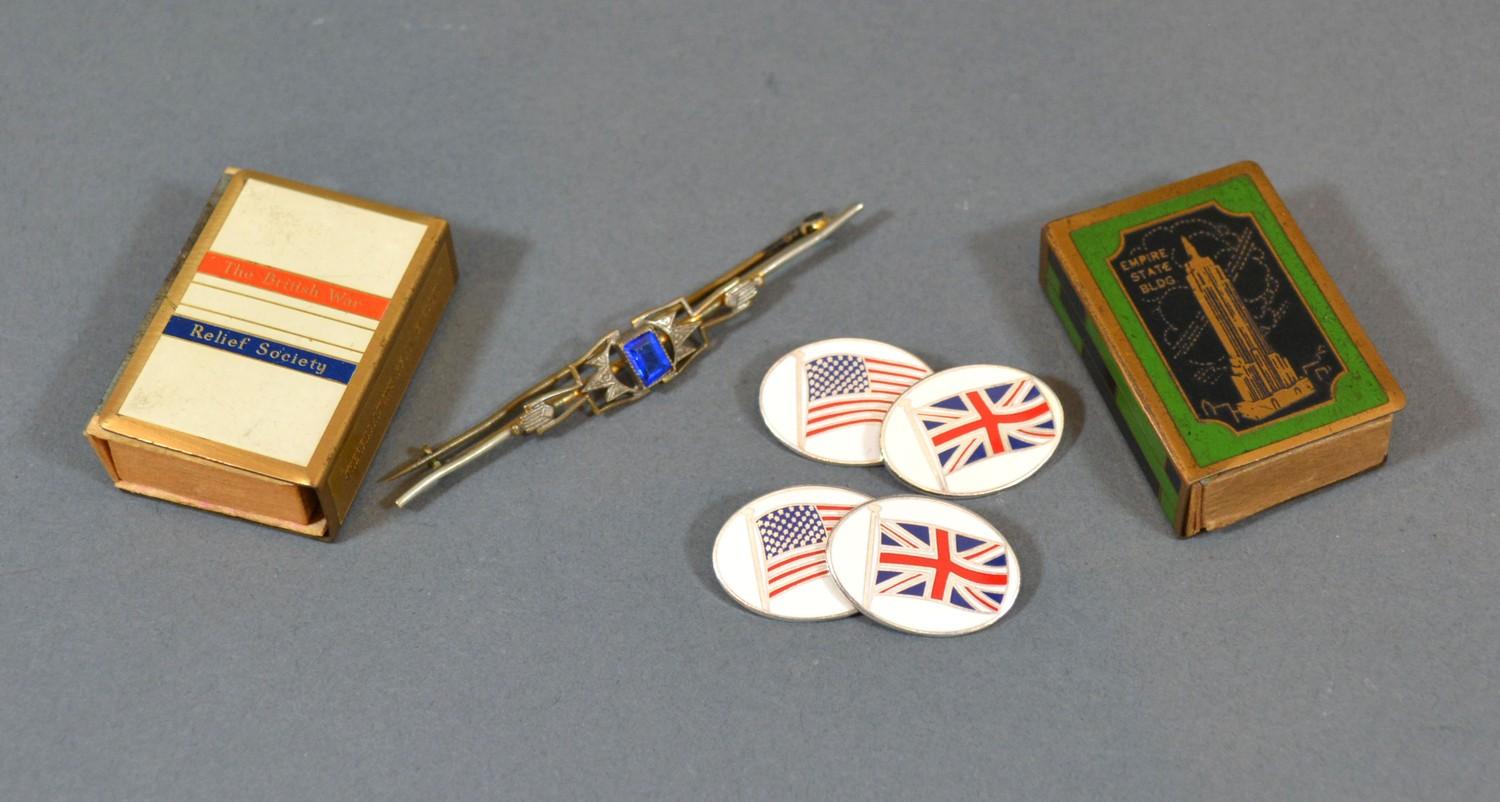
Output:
left=915, top=379, right=1055, bottom=475
left=755, top=503, right=855, bottom=598
left=875, top=519, right=1009, bottom=612
left=803, top=354, right=927, bottom=438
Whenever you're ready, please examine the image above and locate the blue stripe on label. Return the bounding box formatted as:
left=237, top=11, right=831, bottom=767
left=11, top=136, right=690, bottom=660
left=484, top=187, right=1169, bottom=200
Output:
left=162, top=315, right=357, bottom=384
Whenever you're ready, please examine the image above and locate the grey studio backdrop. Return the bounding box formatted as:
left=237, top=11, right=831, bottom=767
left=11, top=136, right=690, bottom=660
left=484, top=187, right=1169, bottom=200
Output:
left=3, top=2, right=1497, bottom=800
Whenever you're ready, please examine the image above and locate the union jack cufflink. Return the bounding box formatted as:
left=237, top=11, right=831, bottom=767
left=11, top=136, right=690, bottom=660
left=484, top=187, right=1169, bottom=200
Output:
left=758, top=338, right=931, bottom=465
left=880, top=364, right=1063, bottom=496
left=825, top=495, right=1019, bottom=636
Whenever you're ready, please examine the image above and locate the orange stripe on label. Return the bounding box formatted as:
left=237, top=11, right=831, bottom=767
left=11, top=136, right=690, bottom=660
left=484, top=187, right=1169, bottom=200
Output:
left=197, top=251, right=390, bottom=320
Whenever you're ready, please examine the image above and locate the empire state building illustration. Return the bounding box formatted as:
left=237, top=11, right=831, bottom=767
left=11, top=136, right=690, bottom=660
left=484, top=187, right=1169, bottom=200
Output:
left=1180, top=236, right=1314, bottom=421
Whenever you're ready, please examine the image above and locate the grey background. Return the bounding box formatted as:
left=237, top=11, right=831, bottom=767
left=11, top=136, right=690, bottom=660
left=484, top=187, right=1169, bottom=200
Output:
left=3, top=1, right=1497, bottom=800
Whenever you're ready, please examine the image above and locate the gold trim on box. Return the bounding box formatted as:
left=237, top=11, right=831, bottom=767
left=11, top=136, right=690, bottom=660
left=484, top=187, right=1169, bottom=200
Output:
left=1043, top=161, right=1405, bottom=487
left=87, top=167, right=457, bottom=538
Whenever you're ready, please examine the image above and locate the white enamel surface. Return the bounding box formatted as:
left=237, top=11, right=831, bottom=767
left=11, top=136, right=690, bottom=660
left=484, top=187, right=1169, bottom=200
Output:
left=758, top=338, right=931, bottom=466
left=826, top=496, right=1020, bottom=637
left=211, top=179, right=427, bottom=297
left=116, top=179, right=426, bottom=466
left=711, top=485, right=870, bottom=621
left=880, top=364, right=1064, bottom=496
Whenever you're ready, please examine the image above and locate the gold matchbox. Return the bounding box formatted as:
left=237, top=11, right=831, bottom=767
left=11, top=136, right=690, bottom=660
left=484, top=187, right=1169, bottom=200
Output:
left=86, top=168, right=457, bottom=539
left=1040, top=162, right=1404, bottom=536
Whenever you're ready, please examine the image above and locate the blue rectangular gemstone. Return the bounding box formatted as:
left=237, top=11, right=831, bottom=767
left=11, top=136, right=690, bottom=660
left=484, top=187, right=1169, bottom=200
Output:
left=623, top=331, right=673, bottom=387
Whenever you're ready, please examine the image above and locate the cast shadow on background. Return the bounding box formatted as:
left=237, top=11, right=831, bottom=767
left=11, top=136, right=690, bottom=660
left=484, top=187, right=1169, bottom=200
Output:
left=727, top=208, right=895, bottom=425
left=1285, top=184, right=1477, bottom=463
left=36, top=185, right=205, bottom=485
left=966, top=178, right=1175, bottom=532
left=363, top=226, right=529, bottom=531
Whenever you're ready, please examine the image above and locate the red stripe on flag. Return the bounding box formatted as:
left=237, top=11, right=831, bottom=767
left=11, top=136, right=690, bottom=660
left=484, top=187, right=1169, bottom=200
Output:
left=879, top=551, right=1008, bottom=586
left=867, top=369, right=925, bottom=380
left=864, top=357, right=926, bottom=372
left=929, top=400, right=1051, bottom=447
left=768, top=558, right=826, bottom=586
left=765, top=550, right=821, bottom=573
left=805, top=416, right=887, bottom=437
left=806, top=404, right=895, bottom=426
left=966, top=544, right=1001, bottom=561
left=816, top=398, right=894, bottom=416
left=807, top=393, right=901, bottom=414
left=969, top=589, right=999, bottom=611
left=769, top=569, right=828, bottom=597
left=197, top=251, right=390, bottom=321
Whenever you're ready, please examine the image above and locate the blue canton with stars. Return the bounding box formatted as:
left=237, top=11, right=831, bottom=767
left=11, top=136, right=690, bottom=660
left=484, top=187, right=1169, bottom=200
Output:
left=755, top=504, right=830, bottom=559
left=806, top=354, right=870, bottom=402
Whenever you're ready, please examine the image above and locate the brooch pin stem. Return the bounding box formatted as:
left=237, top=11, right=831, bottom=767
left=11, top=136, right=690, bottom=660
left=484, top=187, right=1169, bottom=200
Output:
left=386, top=203, right=864, bottom=507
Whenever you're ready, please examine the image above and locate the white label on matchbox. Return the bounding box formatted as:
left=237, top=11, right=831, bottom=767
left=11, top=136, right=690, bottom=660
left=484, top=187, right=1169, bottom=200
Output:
left=118, top=179, right=428, bottom=466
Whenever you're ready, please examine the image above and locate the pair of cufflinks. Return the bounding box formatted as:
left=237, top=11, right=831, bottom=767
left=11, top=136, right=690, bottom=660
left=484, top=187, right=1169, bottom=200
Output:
left=713, top=488, right=1018, bottom=637
left=710, top=339, right=1064, bottom=636
left=758, top=338, right=1064, bottom=495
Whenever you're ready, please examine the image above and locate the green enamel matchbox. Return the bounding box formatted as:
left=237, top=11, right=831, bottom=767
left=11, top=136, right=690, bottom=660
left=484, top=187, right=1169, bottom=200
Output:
left=1040, top=162, right=1404, bottom=536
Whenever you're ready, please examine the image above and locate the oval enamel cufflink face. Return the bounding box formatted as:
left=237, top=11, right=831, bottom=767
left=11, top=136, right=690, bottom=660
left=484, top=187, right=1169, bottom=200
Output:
left=759, top=338, right=931, bottom=466
left=712, top=485, right=872, bottom=621
left=826, top=495, right=1019, bottom=636
left=879, top=364, right=1063, bottom=496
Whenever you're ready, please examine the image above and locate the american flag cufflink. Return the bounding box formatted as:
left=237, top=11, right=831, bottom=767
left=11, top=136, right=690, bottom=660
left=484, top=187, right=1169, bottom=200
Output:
left=880, top=364, right=1063, bottom=497
left=712, top=485, right=871, bottom=621
left=384, top=204, right=865, bottom=507
left=759, top=338, right=931, bottom=466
